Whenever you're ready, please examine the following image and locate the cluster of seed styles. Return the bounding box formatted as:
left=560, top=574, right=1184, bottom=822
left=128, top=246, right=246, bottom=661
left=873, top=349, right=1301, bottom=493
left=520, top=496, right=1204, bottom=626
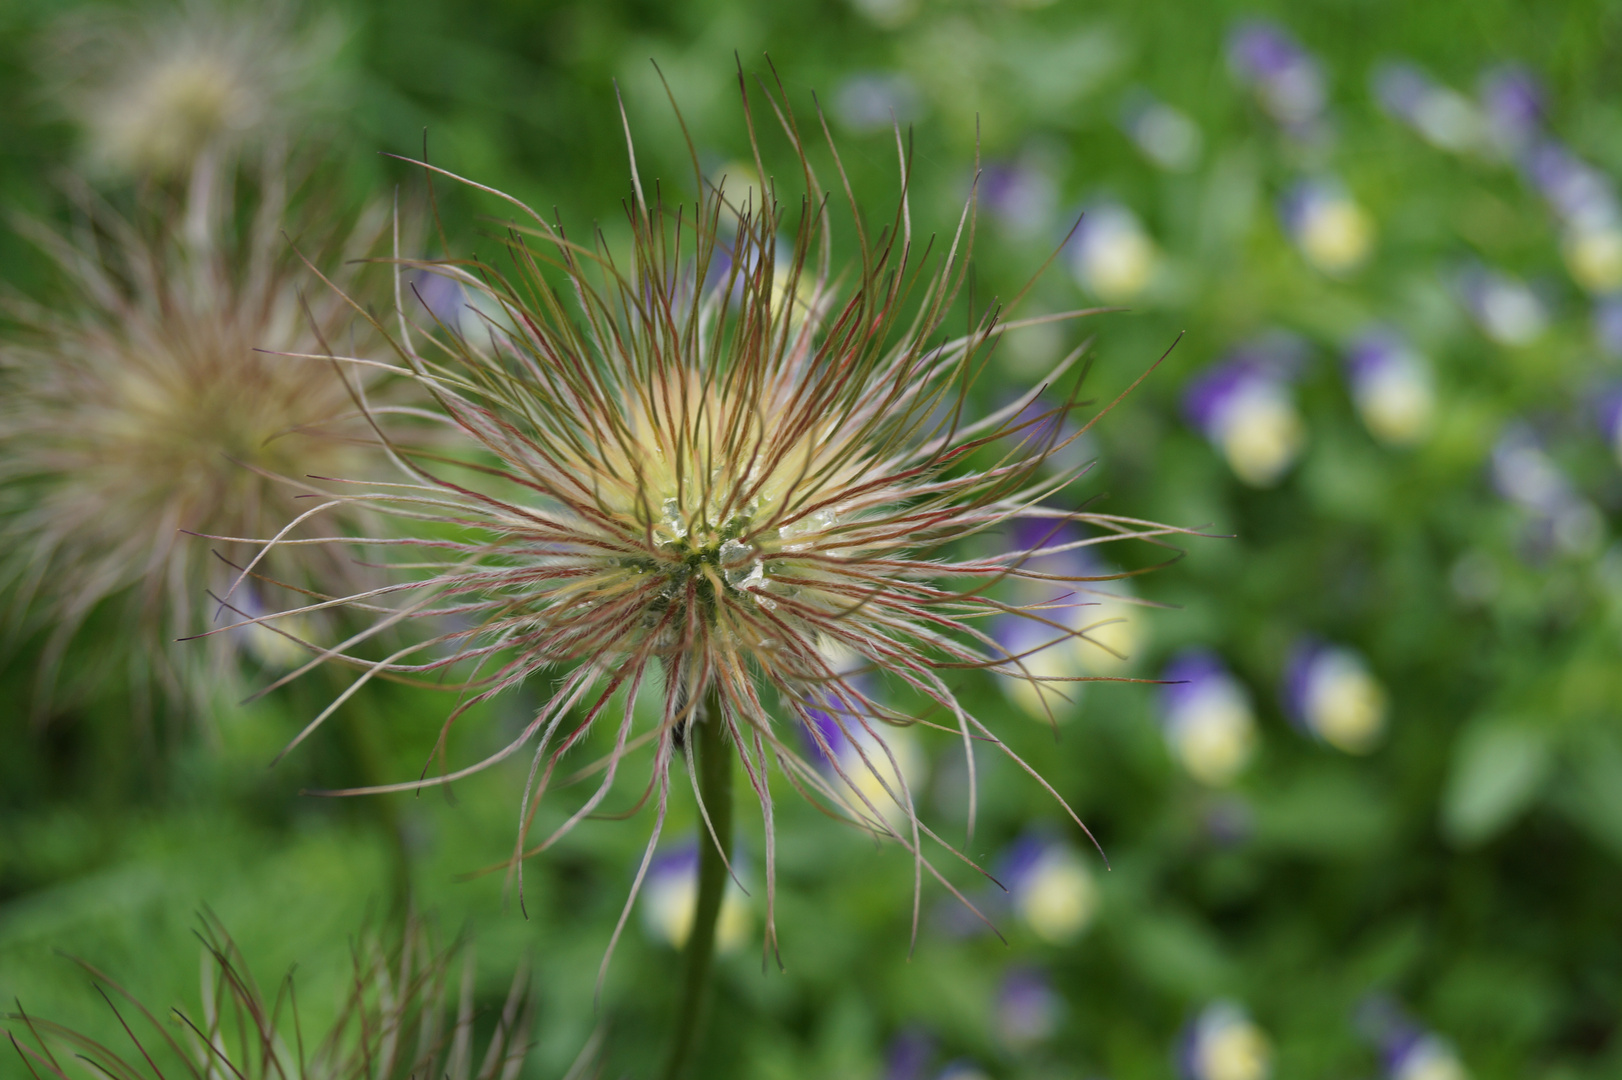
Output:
left=224, top=78, right=1187, bottom=970
left=7, top=913, right=550, bottom=1080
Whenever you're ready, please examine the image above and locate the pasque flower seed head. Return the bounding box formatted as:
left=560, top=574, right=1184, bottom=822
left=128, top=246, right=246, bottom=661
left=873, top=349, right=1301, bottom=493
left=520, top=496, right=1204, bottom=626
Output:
left=228, top=71, right=1189, bottom=966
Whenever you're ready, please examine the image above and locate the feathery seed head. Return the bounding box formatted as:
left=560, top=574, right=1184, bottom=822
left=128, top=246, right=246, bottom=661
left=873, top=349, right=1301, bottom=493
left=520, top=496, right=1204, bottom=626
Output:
left=239, top=72, right=1190, bottom=959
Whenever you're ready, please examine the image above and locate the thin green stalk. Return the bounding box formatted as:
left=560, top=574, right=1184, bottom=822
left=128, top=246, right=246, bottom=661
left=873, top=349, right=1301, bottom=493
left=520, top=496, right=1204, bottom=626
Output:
left=662, top=682, right=733, bottom=1080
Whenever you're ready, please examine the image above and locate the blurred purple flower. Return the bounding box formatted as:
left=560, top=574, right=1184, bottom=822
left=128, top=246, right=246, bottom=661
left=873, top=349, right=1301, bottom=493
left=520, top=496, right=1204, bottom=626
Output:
left=1002, top=394, right=1097, bottom=476
left=641, top=839, right=751, bottom=950
left=884, top=1028, right=936, bottom=1080
left=1593, top=295, right=1622, bottom=357
left=1067, top=202, right=1157, bottom=302
left=1160, top=649, right=1257, bottom=786
left=1344, top=326, right=1435, bottom=445
left=1280, top=178, right=1375, bottom=274
left=993, top=517, right=1145, bottom=718
left=1183, top=340, right=1307, bottom=487
left=995, top=966, right=1062, bottom=1049
left=1519, top=140, right=1622, bottom=290
left=1455, top=265, right=1548, bottom=345
left=1178, top=1001, right=1273, bottom=1080
left=936, top=1063, right=992, bottom=1080
left=1202, top=794, right=1256, bottom=846
left=1120, top=89, right=1203, bottom=171
left=982, top=158, right=1058, bottom=238
left=998, top=830, right=1099, bottom=944
left=1227, top=20, right=1326, bottom=132
left=1478, top=64, right=1544, bottom=157
left=1283, top=639, right=1387, bottom=754
left=411, top=268, right=468, bottom=331
left=1595, top=384, right=1622, bottom=466
left=1523, top=139, right=1616, bottom=228
left=1357, top=996, right=1469, bottom=1080
left=833, top=72, right=924, bottom=135
left=1372, top=60, right=1483, bottom=154
left=1491, top=423, right=1605, bottom=557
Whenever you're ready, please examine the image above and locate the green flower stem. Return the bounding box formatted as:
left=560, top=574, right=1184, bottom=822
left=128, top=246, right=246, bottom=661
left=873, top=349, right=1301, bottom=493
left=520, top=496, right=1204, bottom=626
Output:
left=662, top=681, right=733, bottom=1080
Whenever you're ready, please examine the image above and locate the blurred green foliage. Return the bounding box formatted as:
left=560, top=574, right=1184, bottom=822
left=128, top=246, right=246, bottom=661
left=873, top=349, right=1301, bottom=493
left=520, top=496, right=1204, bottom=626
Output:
left=3, top=0, right=1622, bottom=1078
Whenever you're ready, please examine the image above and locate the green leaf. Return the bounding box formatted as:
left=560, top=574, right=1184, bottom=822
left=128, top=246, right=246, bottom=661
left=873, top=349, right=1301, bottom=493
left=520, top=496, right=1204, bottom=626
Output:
left=1441, top=718, right=1553, bottom=847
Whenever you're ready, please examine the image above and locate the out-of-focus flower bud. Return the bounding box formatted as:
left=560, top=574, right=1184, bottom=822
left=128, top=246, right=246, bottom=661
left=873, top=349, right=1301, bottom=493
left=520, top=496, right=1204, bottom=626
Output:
left=1281, top=178, right=1375, bottom=275
left=1284, top=640, right=1388, bottom=754
left=1179, top=1001, right=1273, bottom=1080
left=1161, top=650, right=1258, bottom=786
left=1344, top=327, right=1436, bottom=446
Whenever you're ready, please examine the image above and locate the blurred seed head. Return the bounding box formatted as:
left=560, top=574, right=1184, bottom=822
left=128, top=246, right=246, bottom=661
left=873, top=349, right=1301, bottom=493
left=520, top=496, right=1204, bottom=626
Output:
left=0, top=167, right=392, bottom=717
left=43, top=0, right=347, bottom=180
left=6, top=913, right=556, bottom=1080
